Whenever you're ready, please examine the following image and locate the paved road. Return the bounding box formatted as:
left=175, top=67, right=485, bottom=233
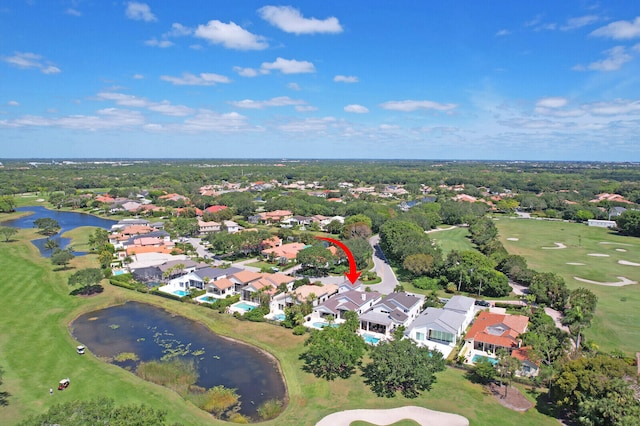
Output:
left=365, top=235, right=399, bottom=295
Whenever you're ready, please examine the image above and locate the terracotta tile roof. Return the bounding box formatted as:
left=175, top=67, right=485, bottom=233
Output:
left=231, top=270, right=263, bottom=284
left=464, top=311, right=529, bottom=349
left=209, top=278, right=234, bottom=290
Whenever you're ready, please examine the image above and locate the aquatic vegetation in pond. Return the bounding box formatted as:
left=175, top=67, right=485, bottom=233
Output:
left=109, top=324, right=120, bottom=330
left=114, top=352, right=139, bottom=362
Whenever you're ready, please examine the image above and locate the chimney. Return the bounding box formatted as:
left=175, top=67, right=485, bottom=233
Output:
left=361, top=293, right=366, bottom=301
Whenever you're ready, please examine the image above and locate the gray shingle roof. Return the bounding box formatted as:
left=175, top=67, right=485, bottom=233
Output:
left=443, top=295, right=475, bottom=313
left=408, top=307, right=466, bottom=335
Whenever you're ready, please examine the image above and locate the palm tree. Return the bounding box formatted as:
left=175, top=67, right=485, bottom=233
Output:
left=562, top=305, right=591, bottom=352
left=44, top=238, right=59, bottom=253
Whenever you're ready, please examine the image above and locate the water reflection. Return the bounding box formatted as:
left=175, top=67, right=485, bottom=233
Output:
left=71, top=302, right=286, bottom=418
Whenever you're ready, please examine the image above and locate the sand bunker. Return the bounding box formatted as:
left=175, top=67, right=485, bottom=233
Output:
left=587, top=253, right=610, bottom=257
left=566, top=262, right=585, bottom=266
left=599, top=242, right=632, bottom=246
left=573, top=276, right=638, bottom=287
left=542, top=242, right=566, bottom=250
left=316, top=406, right=469, bottom=426
left=619, top=260, right=640, bottom=266
left=506, top=237, right=519, bottom=241
left=616, top=249, right=627, bottom=252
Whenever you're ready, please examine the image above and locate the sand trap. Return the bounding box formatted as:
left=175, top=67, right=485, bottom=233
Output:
left=616, top=249, right=627, bottom=252
left=599, top=242, right=632, bottom=246
left=542, top=242, right=566, bottom=250
left=573, top=276, right=638, bottom=287
left=619, top=260, right=640, bottom=266
left=506, top=237, right=519, bottom=241
left=587, top=253, right=610, bottom=257
left=316, top=406, right=469, bottom=426
left=566, top=262, right=585, bottom=266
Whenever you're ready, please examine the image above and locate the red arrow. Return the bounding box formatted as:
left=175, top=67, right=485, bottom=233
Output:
left=315, top=236, right=362, bottom=284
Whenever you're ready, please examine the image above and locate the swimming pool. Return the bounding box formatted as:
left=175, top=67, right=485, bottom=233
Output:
left=312, top=322, right=339, bottom=329
left=113, top=269, right=126, bottom=276
left=363, top=334, right=380, bottom=344
left=173, top=290, right=189, bottom=297
left=274, top=313, right=286, bottom=321
left=472, top=354, right=498, bottom=365
left=234, top=302, right=256, bottom=312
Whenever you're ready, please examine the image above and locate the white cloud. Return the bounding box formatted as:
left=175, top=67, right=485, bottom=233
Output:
left=233, top=66, right=261, bottom=77
left=288, top=82, right=301, bottom=91
left=160, top=72, right=231, bottom=86
left=295, top=105, right=317, bottom=112
left=379, top=124, right=400, bottom=130
left=334, top=75, right=358, bottom=83
left=229, top=96, right=306, bottom=109
left=7, top=100, right=19, bottom=106
left=125, top=2, right=156, bottom=22
left=586, top=46, right=632, bottom=71
left=261, top=57, right=315, bottom=74
left=591, top=16, right=640, bottom=39
left=278, top=116, right=337, bottom=132
left=96, top=92, right=194, bottom=116
left=584, top=99, right=640, bottom=115
left=2, top=52, right=61, bottom=74
left=379, top=100, right=457, bottom=112
left=258, top=5, right=342, bottom=35
left=495, top=29, right=510, bottom=37
left=344, top=104, right=369, bottom=113
left=182, top=110, right=251, bottom=132
left=194, top=20, right=268, bottom=50
left=167, top=23, right=192, bottom=37
left=561, top=15, right=599, bottom=31
left=145, top=38, right=174, bottom=48
left=536, top=97, right=568, bottom=108
left=66, top=8, right=81, bottom=17
left=634, top=43, right=640, bottom=52
left=1, top=108, right=146, bottom=131
left=499, top=118, right=569, bottom=130
left=133, top=74, right=144, bottom=79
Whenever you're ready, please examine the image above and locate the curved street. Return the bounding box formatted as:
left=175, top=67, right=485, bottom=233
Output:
left=365, top=234, right=399, bottom=294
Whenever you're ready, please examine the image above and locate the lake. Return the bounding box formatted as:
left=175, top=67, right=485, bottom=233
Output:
left=0, top=206, right=116, bottom=257
left=70, top=302, right=287, bottom=418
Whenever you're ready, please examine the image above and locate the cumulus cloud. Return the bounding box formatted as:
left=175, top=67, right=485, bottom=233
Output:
left=344, top=104, right=369, bottom=113
left=96, top=92, right=194, bottom=116
left=145, top=38, right=174, bottom=48
left=258, top=5, right=343, bottom=34
left=233, top=66, right=262, bottom=77
left=7, top=100, right=19, bottom=106
left=379, top=100, right=457, bottom=112
left=125, top=2, right=156, bottom=22
left=194, top=20, right=268, bottom=50
left=66, top=8, right=81, bottom=17
left=591, top=16, right=640, bottom=39
left=2, top=52, right=61, bottom=74
left=536, top=97, right=568, bottom=108
left=261, top=57, right=315, bottom=74
left=229, top=96, right=306, bottom=109
left=561, top=15, right=599, bottom=31
left=583, top=46, right=632, bottom=71
left=166, top=23, right=192, bottom=37
left=334, top=75, right=359, bottom=83
left=288, top=82, right=301, bottom=91
left=584, top=99, right=640, bottom=115
left=295, top=105, right=317, bottom=112
left=495, top=29, right=510, bottom=36
left=160, top=72, right=231, bottom=86
left=0, top=108, right=147, bottom=131
left=278, top=116, right=337, bottom=132
left=133, top=74, right=144, bottom=79
left=182, top=110, right=251, bottom=132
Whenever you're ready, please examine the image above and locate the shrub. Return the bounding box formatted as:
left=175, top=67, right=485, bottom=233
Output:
left=257, top=399, right=284, bottom=420
left=292, top=325, right=306, bottom=335
left=69, top=284, right=104, bottom=296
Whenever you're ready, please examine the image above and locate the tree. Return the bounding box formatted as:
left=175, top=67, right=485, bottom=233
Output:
left=616, top=210, right=640, bottom=237
left=87, top=228, right=109, bottom=251
left=51, top=248, right=74, bottom=270
left=325, top=219, right=343, bottom=235
left=18, top=397, right=169, bottom=426
left=562, top=305, right=591, bottom=351
left=0, top=227, right=17, bottom=242
left=0, top=195, right=16, bottom=213
left=529, top=272, right=568, bottom=309
left=496, top=349, right=521, bottom=398
left=33, top=217, right=60, bottom=236
left=343, top=237, right=372, bottom=270
left=471, top=357, right=496, bottom=384
left=68, top=268, right=103, bottom=290
left=299, top=311, right=366, bottom=380
left=361, top=338, right=445, bottom=398
left=296, top=244, right=334, bottom=277
left=402, top=253, right=435, bottom=276
left=44, top=238, right=59, bottom=253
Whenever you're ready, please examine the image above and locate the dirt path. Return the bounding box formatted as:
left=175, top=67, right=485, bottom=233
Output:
left=316, top=406, right=469, bottom=426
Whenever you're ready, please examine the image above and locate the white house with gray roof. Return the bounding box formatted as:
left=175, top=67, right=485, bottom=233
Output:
left=442, top=295, right=476, bottom=330
left=358, top=292, right=424, bottom=337
left=312, top=290, right=382, bottom=321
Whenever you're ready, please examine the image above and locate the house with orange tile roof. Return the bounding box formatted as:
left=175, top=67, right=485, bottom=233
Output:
left=258, top=209, right=293, bottom=224
left=261, top=242, right=308, bottom=262
left=204, top=205, right=228, bottom=214
left=464, top=311, right=529, bottom=354
left=511, top=347, right=539, bottom=377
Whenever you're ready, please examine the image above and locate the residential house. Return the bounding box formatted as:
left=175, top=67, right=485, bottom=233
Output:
left=464, top=311, right=529, bottom=354
left=511, top=347, right=540, bottom=377
left=258, top=210, right=293, bottom=224
left=405, top=307, right=468, bottom=357
left=442, top=295, right=476, bottom=330
left=240, top=273, right=296, bottom=304
left=271, top=284, right=339, bottom=313
left=167, top=266, right=243, bottom=291
left=205, top=278, right=236, bottom=299
left=312, top=290, right=382, bottom=321
left=223, top=220, right=241, bottom=233
left=358, top=292, right=424, bottom=336
left=198, top=219, right=221, bottom=234
left=261, top=242, right=308, bottom=264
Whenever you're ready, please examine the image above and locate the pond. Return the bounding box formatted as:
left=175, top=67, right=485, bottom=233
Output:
left=0, top=206, right=116, bottom=257
left=70, top=302, right=286, bottom=418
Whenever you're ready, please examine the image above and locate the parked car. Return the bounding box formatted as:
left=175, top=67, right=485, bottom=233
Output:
left=58, top=378, right=70, bottom=390
left=474, top=300, right=491, bottom=307
left=76, top=345, right=85, bottom=355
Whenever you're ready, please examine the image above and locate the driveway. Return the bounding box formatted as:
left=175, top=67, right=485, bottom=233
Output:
left=365, top=235, right=399, bottom=295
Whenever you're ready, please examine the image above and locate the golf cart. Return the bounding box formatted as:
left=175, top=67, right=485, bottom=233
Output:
left=57, top=378, right=70, bottom=390
left=76, top=345, right=85, bottom=355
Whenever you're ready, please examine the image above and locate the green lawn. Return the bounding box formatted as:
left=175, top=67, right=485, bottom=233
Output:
left=495, top=217, right=640, bottom=355
left=429, top=226, right=475, bottom=254
left=0, top=227, right=559, bottom=425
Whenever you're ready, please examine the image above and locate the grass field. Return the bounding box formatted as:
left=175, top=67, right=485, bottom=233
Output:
left=495, top=217, right=640, bottom=355
left=0, top=226, right=560, bottom=425
left=430, top=226, right=474, bottom=254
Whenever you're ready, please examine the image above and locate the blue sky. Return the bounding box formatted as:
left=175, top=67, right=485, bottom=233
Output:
left=1, top=1, right=640, bottom=161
